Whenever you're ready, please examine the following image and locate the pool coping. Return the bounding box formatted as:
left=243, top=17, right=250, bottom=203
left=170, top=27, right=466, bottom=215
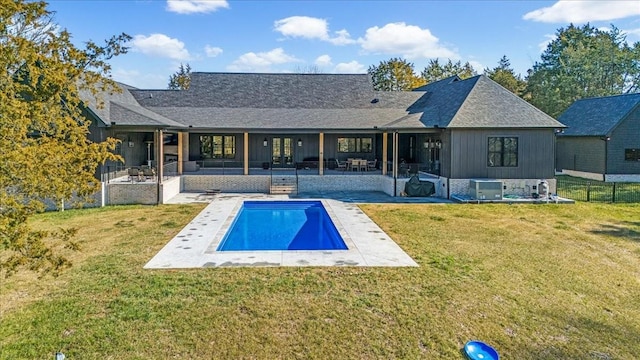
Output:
left=144, top=194, right=418, bottom=268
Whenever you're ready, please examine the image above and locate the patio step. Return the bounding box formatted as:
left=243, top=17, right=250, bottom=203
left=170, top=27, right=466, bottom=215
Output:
left=270, top=176, right=297, bottom=194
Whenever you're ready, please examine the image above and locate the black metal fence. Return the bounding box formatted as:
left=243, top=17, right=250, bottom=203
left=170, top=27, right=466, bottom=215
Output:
left=556, top=177, right=640, bottom=203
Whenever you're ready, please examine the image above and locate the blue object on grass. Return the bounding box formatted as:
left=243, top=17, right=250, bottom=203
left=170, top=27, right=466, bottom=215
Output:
left=464, top=340, right=499, bottom=360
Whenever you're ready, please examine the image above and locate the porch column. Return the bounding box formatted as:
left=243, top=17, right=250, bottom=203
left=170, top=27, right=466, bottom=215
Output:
left=243, top=132, right=249, bottom=175
left=180, top=131, right=189, bottom=172
left=382, top=131, right=388, bottom=176
left=319, top=132, right=324, bottom=176
left=392, top=131, right=398, bottom=179
left=177, top=131, right=185, bottom=175
left=155, top=129, right=164, bottom=184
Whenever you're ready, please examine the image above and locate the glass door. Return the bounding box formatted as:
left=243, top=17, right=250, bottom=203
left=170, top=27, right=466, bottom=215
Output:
left=272, top=137, right=294, bottom=167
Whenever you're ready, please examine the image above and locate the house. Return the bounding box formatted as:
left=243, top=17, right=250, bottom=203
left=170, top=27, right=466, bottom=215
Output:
left=83, top=72, right=565, bottom=204
left=556, top=93, right=640, bottom=182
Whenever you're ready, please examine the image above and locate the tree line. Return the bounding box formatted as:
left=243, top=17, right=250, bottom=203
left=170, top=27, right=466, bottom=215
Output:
left=368, top=24, right=640, bottom=118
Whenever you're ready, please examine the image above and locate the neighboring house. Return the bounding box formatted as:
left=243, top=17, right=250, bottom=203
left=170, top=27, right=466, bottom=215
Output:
left=556, top=93, right=640, bottom=182
left=83, top=72, right=564, bottom=203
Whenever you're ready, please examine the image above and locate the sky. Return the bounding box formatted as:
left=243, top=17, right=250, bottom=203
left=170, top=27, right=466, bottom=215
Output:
left=46, top=0, right=640, bottom=89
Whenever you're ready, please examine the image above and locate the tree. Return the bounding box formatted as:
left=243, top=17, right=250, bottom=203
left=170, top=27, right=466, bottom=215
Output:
left=0, top=0, right=130, bottom=276
left=525, top=24, right=640, bottom=117
left=484, top=55, right=526, bottom=95
left=420, top=59, right=477, bottom=83
left=368, top=58, right=425, bottom=91
left=168, top=63, right=191, bottom=90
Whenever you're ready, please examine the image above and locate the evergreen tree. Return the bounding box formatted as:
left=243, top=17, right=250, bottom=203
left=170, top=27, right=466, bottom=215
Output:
left=484, top=55, right=526, bottom=95
left=525, top=24, right=640, bottom=117
left=420, top=59, right=477, bottom=83
left=368, top=58, right=425, bottom=91
left=0, top=0, right=130, bottom=276
left=168, top=63, right=191, bottom=90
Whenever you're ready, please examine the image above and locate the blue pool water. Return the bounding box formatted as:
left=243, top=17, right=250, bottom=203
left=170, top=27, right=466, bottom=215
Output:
left=217, top=201, right=348, bottom=251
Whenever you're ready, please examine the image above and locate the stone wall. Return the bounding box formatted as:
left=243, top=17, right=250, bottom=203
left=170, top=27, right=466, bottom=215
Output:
left=560, top=169, right=604, bottom=181
left=183, top=175, right=270, bottom=193
left=449, top=178, right=558, bottom=198
left=604, top=174, right=640, bottom=182
left=107, top=182, right=158, bottom=205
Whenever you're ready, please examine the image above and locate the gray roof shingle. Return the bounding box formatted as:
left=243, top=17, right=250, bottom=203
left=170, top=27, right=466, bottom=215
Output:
left=557, top=93, right=640, bottom=136
left=80, top=82, right=181, bottom=127
left=83, top=72, right=564, bottom=131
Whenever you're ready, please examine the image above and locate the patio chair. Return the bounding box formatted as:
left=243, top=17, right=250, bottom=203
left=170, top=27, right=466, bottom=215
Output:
left=357, top=159, right=367, bottom=172
left=335, top=159, right=347, bottom=171
left=128, top=167, right=142, bottom=182
left=399, top=162, right=409, bottom=177
left=142, top=167, right=155, bottom=181
left=367, top=159, right=377, bottom=171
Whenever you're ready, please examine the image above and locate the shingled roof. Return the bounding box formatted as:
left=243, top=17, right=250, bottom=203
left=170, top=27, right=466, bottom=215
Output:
left=557, top=93, right=640, bottom=136
left=410, top=75, right=564, bottom=129
left=80, top=82, right=183, bottom=127
left=83, top=72, right=565, bottom=131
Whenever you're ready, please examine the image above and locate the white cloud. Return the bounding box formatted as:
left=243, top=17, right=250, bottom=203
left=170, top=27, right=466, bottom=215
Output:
left=204, top=45, right=223, bottom=57
left=227, top=48, right=300, bottom=72
left=334, top=61, right=366, bottom=73
left=314, top=54, right=332, bottom=67
left=537, top=34, right=556, bottom=52
left=274, top=16, right=328, bottom=39
left=624, top=27, right=640, bottom=39
left=166, top=0, right=229, bottom=14
left=131, top=34, right=190, bottom=60
left=468, top=60, right=483, bottom=73
left=328, top=29, right=356, bottom=45
left=358, top=22, right=457, bottom=59
left=523, top=1, right=640, bottom=23
left=274, top=16, right=355, bottom=45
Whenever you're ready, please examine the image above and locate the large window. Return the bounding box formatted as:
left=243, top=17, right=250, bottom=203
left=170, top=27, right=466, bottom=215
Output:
left=200, top=135, right=236, bottom=159
left=625, top=148, right=640, bottom=161
left=488, top=137, right=518, bottom=167
left=337, top=137, right=372, bottom=153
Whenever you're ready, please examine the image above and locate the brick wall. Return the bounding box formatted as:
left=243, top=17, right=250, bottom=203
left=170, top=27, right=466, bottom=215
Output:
left=183, top=175, right=270, bottom=193
left=107, top=182, right=158, bottom=205
left=450, top=178, right=558, bottom=198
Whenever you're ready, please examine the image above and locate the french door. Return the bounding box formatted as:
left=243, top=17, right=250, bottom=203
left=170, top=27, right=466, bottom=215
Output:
left=272, top=137, right=294, bottom=167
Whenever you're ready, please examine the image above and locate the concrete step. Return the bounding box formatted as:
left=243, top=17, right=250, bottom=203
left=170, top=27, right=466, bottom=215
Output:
left=270, top=186, right=297, bottom=194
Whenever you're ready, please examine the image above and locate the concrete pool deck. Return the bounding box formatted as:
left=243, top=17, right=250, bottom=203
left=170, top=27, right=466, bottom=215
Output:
left=144, top=193, right=420, bottom=268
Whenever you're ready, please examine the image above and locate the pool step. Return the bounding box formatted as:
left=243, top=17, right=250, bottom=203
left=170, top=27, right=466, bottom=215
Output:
left=270, top=176, right=297, bottom=195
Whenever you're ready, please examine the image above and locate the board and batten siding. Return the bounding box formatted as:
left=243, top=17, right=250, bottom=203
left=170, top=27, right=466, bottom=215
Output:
left=449, top=128, right=556, bottom=179
left=556, top=137, right=606, bottom=174
left=608, top=106, right=640, bottom=174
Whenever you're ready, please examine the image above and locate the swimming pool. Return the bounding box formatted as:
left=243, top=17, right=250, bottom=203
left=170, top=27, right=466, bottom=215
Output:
left=216, top=200, right=348, bottom=251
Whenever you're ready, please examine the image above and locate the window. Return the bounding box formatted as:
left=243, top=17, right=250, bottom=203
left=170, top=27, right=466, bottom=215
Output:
left=488, top=137, right=518, bottom=167
left=625, top=148, right=640, bottom=161
left=200, top=135, right=236, bottom=159
left=163, top=133, right=178, bottom=145
left=337, top=137, right=372, bottom=153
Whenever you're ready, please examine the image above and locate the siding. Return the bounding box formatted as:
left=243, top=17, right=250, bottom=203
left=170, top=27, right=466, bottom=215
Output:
left=450, top=128, right=556, bottom=179
left=556, top=137, right=606, bottom=174
left=608, top=106, right=640, bottom=174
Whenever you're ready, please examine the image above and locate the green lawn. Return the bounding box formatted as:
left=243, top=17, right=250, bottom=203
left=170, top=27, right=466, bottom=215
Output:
left=2, top=202, right=640, bottom=359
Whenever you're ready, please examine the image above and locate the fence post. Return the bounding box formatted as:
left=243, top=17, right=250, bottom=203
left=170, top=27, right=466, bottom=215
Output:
left=586, top=182, right=590, bottom=202
left=612, top=182, right=616, bottom=203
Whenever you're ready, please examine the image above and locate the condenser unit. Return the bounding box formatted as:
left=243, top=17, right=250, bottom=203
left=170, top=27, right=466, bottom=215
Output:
left=469, top=179, right=503, bottom=200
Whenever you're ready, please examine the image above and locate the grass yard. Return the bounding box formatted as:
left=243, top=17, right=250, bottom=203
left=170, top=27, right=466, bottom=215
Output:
left=1, top=202, right=640, bottom=359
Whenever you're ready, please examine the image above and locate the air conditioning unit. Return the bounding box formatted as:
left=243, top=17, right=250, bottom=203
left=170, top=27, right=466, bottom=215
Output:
left=469, top=179, right=503, bottom=200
